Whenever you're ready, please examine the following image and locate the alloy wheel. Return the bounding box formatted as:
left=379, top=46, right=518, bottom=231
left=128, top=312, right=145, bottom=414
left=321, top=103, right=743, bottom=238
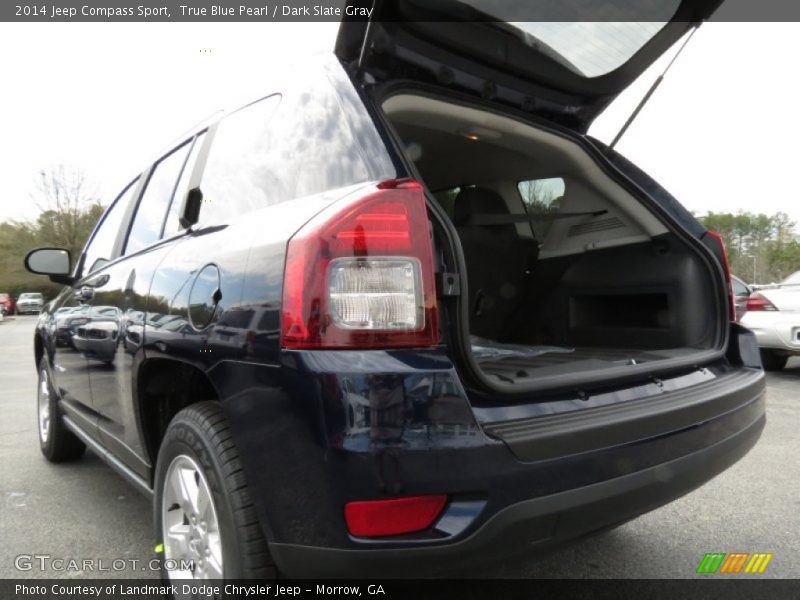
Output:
left=161, top=454, right=223, bottom=580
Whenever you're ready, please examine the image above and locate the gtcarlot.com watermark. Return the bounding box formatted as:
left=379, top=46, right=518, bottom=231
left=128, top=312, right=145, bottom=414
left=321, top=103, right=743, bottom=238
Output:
left=14, top=553, right=192, bottom=573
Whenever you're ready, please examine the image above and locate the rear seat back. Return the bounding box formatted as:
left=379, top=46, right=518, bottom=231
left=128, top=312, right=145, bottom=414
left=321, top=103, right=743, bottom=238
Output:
left=453, top=187, right=538, bottom=339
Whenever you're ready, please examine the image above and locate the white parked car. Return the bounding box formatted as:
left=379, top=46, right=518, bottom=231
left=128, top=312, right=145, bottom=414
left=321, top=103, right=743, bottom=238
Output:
left=70, top=306, right=122, bottom=364
left=16, top=292, right=44, bottom=314
left=740, top=270, right=800, bottom=370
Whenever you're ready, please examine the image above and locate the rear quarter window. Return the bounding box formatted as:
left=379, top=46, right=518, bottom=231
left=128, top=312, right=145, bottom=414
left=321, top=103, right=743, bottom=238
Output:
left=199, top=78, right=372, bottom=226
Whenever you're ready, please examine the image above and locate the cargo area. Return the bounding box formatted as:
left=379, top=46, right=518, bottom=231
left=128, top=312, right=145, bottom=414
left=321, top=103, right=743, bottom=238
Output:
left=382, top=93, right=724, bottom=390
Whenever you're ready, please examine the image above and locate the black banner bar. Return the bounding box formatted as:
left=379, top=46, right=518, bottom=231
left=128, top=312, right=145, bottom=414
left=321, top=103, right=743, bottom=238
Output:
left=4, top=0, right=800, bottom=22
left=2, top=579, right=800, bottom=600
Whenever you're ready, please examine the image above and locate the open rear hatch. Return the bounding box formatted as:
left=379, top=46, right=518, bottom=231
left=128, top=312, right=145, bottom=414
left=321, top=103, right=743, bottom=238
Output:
left=336, top=0, right=724, bottom=130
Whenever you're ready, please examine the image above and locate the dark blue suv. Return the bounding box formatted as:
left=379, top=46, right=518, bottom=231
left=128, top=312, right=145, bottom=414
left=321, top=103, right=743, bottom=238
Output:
left=25, top=2, right=765, bottom=580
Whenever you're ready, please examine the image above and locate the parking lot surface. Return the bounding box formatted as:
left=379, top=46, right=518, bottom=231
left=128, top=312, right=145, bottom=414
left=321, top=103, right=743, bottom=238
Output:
left=1, top=315, right=797, bottom=579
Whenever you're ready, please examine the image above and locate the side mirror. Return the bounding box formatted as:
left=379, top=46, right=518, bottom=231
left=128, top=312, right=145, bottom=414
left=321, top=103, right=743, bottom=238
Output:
left=24, top=247, right=74, bottom=285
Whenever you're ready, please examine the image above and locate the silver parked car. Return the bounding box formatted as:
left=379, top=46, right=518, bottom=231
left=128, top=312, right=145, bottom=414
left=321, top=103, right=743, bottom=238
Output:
left=740, top=270, right=800, bottom=370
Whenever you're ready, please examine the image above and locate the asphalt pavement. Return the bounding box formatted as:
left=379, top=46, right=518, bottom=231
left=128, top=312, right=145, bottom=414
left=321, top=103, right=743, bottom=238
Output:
left=0, top=315, right=797, bottom=579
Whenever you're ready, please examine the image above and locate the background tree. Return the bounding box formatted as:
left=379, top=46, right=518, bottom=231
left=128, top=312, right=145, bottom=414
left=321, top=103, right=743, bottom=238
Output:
left=699, top=211, right=800, bottom=283
left=31, top=166, right=104, bottom=259
left=0, top=166, right=105, bottom=300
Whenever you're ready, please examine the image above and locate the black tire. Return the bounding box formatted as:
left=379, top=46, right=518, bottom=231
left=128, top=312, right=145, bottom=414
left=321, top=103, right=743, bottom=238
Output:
left=37, top=358, right=85, bottom=462
left=760, top=349, right=788, bottom=371
left=154, top=401, right=277, bottom=581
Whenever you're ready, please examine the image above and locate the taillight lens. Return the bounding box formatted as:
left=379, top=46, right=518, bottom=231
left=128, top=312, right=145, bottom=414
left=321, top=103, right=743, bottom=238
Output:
left=329, top=258, right=423, bottom=330
left=746, top=292, right=778, bottom=312
left=706, top=230, right=735, bottom=321
left=344, top=495, right=448, bottom=537
left=281, top=179, right=439, bottom=349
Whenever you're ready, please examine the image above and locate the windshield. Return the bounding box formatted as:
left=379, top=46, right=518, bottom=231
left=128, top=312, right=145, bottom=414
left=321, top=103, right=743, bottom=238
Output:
left=19, top=293, right=42, bottom=300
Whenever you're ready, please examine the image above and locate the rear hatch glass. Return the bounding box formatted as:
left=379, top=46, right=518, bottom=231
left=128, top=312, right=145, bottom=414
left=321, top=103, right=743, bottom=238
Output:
left=337, top=0, right=723, bottom=129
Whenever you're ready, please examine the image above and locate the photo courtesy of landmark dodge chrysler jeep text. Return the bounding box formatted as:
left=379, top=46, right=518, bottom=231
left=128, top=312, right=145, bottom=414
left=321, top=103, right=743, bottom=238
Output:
left=25, top=0, right=765, bottom=580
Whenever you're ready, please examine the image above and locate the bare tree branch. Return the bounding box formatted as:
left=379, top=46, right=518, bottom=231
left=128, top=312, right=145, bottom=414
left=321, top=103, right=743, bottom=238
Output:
left=29, top=165, right=100, bottom=259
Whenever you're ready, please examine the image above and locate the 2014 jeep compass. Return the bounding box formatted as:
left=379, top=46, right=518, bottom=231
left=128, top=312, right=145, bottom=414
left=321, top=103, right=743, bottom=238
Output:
left=25, top=1, right=766, bottom=580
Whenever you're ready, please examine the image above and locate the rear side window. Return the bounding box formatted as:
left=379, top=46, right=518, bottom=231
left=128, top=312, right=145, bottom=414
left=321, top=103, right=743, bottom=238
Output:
left=517, top=177, right=566, bottom=240
left=125, top=141, right=193, bottom=255
left=83, top=179, right=139, bottom=276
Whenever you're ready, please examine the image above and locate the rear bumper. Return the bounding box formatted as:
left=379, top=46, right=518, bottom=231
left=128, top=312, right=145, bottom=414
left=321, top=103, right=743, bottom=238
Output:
left=270, top=403, right=764, bottom=576
left=211, top=352, right=766, bottom=578
left=17, top=305, right=41, bottom=313
left=741, top=311, right=800, bottom=353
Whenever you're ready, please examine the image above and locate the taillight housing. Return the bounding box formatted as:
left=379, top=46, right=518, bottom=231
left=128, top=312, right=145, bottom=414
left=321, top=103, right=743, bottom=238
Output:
left=745, top=292, right=778, bottom=312
left=281, top=179, right=439, bottom=349
left=706, top=230, right=736, bottom=321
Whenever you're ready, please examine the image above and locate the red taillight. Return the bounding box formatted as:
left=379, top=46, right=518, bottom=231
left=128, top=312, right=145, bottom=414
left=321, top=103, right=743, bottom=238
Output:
left=333, top=201, right=412, bottom=252
left=344, top=495, right=448, bottom=537
left=706, top=230, right=735, bottom=321
left=281, top=178, right=439, bottom=349
left=745, top=292, right=778, bottom=312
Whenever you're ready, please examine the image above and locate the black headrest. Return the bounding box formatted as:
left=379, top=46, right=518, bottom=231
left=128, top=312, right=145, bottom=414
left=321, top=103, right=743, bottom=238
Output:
left=453, top=187, right=509, bottom=225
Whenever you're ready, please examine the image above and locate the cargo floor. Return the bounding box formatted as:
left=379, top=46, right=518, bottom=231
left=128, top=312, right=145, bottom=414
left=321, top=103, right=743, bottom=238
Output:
left=477, top=346, right=701, bottom=383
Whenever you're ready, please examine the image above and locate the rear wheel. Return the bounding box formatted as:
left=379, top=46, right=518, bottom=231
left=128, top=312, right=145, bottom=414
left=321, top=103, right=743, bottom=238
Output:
left=760, top=349, right=788, bottom=371
left=154, top=401, right=277, bottom=581
left=37, top=358, right=85, bottom=462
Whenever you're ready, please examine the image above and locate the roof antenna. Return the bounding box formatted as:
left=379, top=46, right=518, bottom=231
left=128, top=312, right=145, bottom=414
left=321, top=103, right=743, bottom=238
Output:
left=609, top=23, right=701, bottom=150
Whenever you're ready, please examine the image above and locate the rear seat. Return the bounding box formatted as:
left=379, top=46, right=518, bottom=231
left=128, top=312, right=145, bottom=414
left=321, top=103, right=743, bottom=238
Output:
left=453, top=187, right=538, bottom=340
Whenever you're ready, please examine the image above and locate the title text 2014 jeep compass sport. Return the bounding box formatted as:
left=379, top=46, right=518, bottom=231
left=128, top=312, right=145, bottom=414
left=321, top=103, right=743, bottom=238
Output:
left=26, top=2, right=765, bottom=580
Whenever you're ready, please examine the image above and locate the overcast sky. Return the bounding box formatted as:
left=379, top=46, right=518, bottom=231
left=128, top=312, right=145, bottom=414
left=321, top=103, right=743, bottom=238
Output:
left=0, top=22, right=797, bottom=227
